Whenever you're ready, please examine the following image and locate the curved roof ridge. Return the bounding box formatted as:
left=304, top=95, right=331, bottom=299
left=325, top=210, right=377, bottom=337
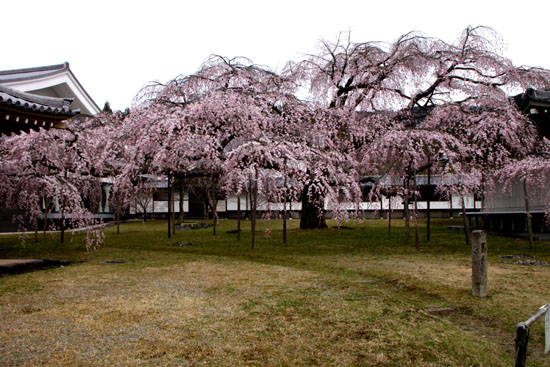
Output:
left=0, top=62, right=100, bottom=115
left=0, top=62, right=68, bottom=76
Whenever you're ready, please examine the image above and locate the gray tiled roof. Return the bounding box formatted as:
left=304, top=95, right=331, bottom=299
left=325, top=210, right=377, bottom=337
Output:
left=514, top=88, right=550, bottom=110
left=0, top=62, right=100, bottom=115
left=0, top=62, right=69, bottom=83
left=0, top=84, right=78, bottom=116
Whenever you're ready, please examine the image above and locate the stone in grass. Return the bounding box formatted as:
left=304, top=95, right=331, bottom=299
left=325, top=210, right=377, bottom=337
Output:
left=175, top=223, right=209, bottom=231
left=499, top=255, right=550, bottom=266
left=226, top=229, right=241, bottom=234
left=169, top=242, right=195, bottom=247
left=512, top=259, right=550, bottom=266
left=101, top=260, right=127, bottom=264
left=498, top=255, right=534, bottom=260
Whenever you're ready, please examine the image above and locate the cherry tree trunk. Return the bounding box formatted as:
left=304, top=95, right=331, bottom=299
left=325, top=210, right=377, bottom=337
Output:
left=167, top=175, right=172, bottom=239
left=212, top=201, right=218, bottom=236
left=34, top=216, right=38, bottom=243
left=179, top=181, right=184, bottom=223
left=60, top=206, right=65, bottom=244
left=283, top=199, right=287, bottom=244
left=480, top=173, right=486, bottom=212
left=461, top=196, right=470, bottom=247
left=251, top=171, right=258, bottom=249
left=43, top=196, right=49, bottom=240
left=426, top=165, right=431, bottom=242
left=299, top=184, right=327, bottom=230
left=387, top=195, right=392, bottom=235
left=413, top=176, right=419, bottom=250
left=172, top=193, right=176, bottom=235
left=283, top=162, right=288, bottom=244
left=523, top=180, right=534, bottom=249
left=207, top=183, right=218, bottom=236
left=403, top=178, right=410, bottom=245
left=237, top=194, right=241, bottom=242
left=59, top=177, right=67, bottom=245
left=245, top=193, right=249, bottom=220
left=116, top=207, right=120, bottom=235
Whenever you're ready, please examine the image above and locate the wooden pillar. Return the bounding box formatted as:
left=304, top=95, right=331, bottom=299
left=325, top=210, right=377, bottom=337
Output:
left=472, top=230, right=488, bottom=297
left=513, top=323, right=529, bottom=367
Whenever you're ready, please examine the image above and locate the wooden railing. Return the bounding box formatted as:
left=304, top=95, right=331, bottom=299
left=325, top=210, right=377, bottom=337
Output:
left=514, top=304, right=550, bottom=367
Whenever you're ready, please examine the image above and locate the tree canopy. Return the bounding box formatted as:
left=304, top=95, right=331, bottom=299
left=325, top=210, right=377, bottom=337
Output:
left=2, top=26, right=550, bottom=249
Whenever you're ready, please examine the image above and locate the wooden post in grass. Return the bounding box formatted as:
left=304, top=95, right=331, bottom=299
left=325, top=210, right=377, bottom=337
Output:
left=472, top=230, right=487, bottom=297
left=514, top=323, right=529, bottom=367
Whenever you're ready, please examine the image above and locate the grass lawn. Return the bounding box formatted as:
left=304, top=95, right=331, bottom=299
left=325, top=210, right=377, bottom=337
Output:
left=1, top=218, right=550, bottom=366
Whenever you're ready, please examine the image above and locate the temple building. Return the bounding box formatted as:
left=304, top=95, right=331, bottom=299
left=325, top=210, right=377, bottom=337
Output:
left=0, top=84, right=80, bottom=135
left=0, top=62, right=102, bottom=231
left=0, top=62, right=100, bottom=136
left=0, top=62, right=99, bottom=115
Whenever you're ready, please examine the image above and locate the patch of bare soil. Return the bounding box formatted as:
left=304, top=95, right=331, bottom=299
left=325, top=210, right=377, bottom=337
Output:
left=0, top=259, right=81, bottom=276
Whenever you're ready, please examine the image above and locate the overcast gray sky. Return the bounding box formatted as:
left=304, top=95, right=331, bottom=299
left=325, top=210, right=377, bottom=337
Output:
left=3, top=0, right=550, bottom=111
